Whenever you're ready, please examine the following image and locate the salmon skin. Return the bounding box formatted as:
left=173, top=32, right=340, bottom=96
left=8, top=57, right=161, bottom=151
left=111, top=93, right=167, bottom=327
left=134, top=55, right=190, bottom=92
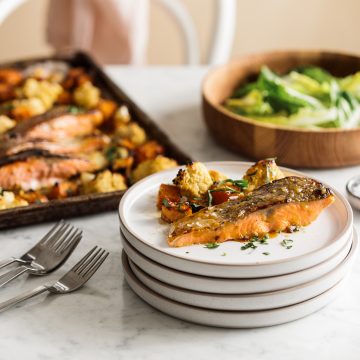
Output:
left=168, top=176, right=335, bottom=247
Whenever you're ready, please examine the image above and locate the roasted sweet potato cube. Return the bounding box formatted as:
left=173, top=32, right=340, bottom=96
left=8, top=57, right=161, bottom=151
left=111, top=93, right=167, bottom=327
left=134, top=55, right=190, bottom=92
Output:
left=134, top=141, right=164, bottom=164
left=161, top=203, right=192, bottom=223
left=157, top=184, right=181, bottom=209
left=98, top=99, right=117, bottom=120
left=62, top=68, right=92, bottom=90
left=0, top=83, right=15, bottom=102
left=57, top=90, right=73, bottom=105
left=48, top=181, right=79, bottom=199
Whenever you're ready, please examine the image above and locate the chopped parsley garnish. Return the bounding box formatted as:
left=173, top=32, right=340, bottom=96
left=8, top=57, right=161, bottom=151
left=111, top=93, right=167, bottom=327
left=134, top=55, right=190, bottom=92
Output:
left=219, top=179, right=249, bottom=189
left=162, top=198, right=171, bottom=208
left=241, top=235, right=269, bottom=251
left=0, top=103, right=14, bottom=111
left=262, top=252, right=270, bottom=256
left=221, top=252, right=227, bottom=256
left=204, top=242, right=219, bottom=249
left=209, top=186, right=242, bottom=194
left=68, top=105, right=81, bottom=114
left=281, top=239, right=294, bottom=249
left=241, top=242, right=257, bottom=250
left=105, top=145, right=118, bottom=162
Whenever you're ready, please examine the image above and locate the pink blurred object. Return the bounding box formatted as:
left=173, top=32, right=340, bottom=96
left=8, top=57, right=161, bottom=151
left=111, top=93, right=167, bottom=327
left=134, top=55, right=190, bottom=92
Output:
left=46, top=0, right=149, bottom=65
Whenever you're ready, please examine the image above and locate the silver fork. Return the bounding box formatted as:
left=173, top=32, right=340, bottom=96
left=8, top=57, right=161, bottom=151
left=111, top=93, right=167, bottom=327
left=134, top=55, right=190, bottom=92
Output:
left=0, top=223, right=82, bottom=288
left=0, top=246, right=109, bottom=313
left=0, top=220, right=69, bottom=270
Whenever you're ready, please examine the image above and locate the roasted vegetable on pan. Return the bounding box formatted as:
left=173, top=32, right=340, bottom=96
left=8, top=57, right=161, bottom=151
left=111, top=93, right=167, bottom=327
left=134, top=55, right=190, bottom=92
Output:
left=0, top=61, right=178, bottom=210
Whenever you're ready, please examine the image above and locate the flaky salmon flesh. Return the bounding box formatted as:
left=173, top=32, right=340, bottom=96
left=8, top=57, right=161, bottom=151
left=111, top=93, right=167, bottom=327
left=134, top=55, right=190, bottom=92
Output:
left=168, top=176, right=335, bottom=247
left=0, top=155, right=93, bottom=191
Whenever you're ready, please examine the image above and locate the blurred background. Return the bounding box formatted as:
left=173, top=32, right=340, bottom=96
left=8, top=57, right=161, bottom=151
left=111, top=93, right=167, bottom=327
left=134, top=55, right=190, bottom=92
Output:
left=0, top=0, right=359, bottom=65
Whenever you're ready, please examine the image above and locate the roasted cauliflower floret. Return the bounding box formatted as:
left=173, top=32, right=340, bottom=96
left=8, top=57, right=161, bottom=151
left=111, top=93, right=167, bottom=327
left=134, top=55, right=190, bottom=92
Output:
left=85, top=151, right=109, bottom=171
left=0, top=115, right=16, bottom=134
left=116, top=122, right=147, bottom=146
left=114, top=105, right=131, bottom=124
left=11, top=98, right=47, bottom=119
left=132, top=156, right=177, bottom=183
left=0, top=191, right=28, bottom=210
left=173, top=162, right=213, bottom=198
left=81, top=170, right=127, bottom=194
left=243, top=158, right=284, bottom=192
left=73, top=81, right=100, bottom=109
left=20, top=78, right=63, bottom=110
left=209, top=169, right=228, bottom=183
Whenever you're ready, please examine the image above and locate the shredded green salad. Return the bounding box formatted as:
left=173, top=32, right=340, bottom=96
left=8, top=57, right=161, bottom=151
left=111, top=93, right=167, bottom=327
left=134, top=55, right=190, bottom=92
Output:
left=225, top=66, right=360, bottom=129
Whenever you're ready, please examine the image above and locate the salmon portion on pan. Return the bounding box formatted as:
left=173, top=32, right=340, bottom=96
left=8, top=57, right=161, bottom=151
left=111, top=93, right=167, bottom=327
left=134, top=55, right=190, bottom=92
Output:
left=168, top=176, right=335, bottom=247
left=3, top=134, right=110, bottom=156
left=3, top=107, right=104, bottom=143
left=0, top=153, right=93, bottom=191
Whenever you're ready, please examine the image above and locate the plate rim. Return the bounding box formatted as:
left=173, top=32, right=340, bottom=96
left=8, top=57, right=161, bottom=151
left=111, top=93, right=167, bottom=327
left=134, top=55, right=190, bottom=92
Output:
left=122, top=249, right=344, bottom=328
left=127, top=228, right=356, bottom=301
left=119, top=161, right=353, bottom=267
left=121, top=228, right=354, bottom=293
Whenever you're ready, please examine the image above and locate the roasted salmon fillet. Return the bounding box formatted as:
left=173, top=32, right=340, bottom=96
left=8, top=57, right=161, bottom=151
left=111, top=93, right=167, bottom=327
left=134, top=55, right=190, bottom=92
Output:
left=0, top=152, right=93, bottom=191
left=3, top=107, right=103, bottom=143
left=168, top=176, right=335, bottom=247
left=3, top=134, right=110, bottom=156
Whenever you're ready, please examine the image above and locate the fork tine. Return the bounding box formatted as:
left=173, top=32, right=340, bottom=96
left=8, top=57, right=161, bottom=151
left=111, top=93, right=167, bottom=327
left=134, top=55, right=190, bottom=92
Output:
left=51, top=224, right=78, bottom=251
left=71, top=246, right=97, bottom=273
left=52, top=226, right=77, bottom=252
left=44, top=222, right=71, bottom=248
left=57, top=230, right=82, bottom=254
left=78, top=248, right=106, bottom=277
left=76, top=247, right=103, bottom=276
left=38, top=220, right=64, bottom=245
left=82, top=251, right=109, bottom=279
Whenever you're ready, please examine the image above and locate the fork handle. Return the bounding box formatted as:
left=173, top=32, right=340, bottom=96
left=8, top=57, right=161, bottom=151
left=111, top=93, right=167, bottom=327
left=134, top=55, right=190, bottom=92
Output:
left=0, top=266, right=29, bottom=288
left=0, top=258, right=16, bottom=270
left=0, top=285, right=48, bottom=313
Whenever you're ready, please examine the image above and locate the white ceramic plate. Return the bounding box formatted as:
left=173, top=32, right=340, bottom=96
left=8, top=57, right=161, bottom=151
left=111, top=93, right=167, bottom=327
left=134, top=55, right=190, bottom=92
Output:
left=126, top=229, right=357, bottom=311
left=119, top=162, right=353, bottom=278
left=121, top=228, right=353, bottom=294
left=122, top=251, right=347, bottom=328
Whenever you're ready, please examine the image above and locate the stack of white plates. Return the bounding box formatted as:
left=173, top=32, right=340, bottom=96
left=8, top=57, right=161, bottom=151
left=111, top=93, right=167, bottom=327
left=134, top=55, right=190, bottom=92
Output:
left=119, top=162, right=357, bottom=328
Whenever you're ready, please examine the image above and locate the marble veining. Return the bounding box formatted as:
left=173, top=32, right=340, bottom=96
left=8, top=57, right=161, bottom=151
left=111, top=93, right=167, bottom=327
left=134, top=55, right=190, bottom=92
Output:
left=0, top=67, right=358, bottom=359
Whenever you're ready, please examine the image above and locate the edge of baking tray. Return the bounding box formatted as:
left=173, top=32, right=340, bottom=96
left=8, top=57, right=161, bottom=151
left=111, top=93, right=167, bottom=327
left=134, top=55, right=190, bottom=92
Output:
left=0, top=51, right=192, bottom=229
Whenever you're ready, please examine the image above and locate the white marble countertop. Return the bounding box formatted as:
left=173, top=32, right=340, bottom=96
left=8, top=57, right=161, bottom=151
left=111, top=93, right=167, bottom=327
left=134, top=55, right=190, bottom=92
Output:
left=0, top=66, right=359, bottom=360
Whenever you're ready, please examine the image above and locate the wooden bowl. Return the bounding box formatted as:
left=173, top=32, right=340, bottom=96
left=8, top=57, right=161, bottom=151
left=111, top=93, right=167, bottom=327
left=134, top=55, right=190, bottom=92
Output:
left=202, top=50, right=360, bottom=168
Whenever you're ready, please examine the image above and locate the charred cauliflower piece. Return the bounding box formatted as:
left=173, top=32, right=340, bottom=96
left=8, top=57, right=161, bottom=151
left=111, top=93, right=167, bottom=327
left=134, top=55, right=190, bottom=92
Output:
left=243, top=158, right=284, bottom=192
left=0, top=191, right=28, bottom=210
left=20, top=78, right=63, bottom=110
left=74, top=81, right=100, bottom=109
left=132, top=156, right=177, bottom=183
left=114, top=105, right=131, bottom=124
left=81, top=170, right=127, bottom=194
left=173, top=162, right=213, bottom=198
left=11, top=98, right=47, bottom=119
left=116, top=122, right=147, bottom=146
left=209, top=169, right=228, bottom=183
left=0, top=115, right=16, bottom=134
